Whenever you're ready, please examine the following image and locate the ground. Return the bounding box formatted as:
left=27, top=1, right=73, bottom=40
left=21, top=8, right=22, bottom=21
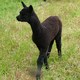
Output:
left=0, top=0, right=80, bottom=80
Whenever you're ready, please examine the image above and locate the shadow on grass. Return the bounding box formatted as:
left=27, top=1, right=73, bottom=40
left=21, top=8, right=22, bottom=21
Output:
left=26, top=66, right=37, bottom=78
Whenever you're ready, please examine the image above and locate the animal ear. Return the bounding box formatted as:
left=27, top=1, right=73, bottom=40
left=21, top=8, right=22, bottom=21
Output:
left=21, top=1, right=27, bottom=7
left=29, top=5, right=33, bottom=13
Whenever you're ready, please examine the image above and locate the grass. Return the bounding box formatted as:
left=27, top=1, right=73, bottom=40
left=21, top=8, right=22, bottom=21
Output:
left=0, top=0, right=80, bottom=80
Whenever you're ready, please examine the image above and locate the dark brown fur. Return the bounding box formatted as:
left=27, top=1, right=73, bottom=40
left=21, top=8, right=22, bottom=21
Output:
left=16, top=2, right=62, bottom=80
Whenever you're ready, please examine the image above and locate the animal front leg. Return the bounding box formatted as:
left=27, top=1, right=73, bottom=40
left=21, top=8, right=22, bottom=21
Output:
left=36, top=54, right=44, bottom=80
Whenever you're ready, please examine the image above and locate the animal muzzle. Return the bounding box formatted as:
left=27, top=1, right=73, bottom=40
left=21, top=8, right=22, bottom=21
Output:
left=16, top=15, right=21, bottom=21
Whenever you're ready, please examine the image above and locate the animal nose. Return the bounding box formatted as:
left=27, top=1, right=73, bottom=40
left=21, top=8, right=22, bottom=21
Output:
left=16, top=16, right=18, bottom=20
left=16, top=16, right=20, bottom=21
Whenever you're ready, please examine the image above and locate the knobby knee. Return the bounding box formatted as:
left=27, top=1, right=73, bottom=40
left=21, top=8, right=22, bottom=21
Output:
left=37, top=55, right=44, bottom=66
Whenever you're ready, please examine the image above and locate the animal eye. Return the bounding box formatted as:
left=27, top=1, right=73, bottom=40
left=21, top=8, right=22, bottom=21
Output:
left=20, top=12, right=26, bottom=16
left=20, top=11, right=23, bottom=15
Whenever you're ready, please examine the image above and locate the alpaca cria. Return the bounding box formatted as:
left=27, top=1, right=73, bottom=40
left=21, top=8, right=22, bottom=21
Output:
left=16, top=2, right=62, bottom=80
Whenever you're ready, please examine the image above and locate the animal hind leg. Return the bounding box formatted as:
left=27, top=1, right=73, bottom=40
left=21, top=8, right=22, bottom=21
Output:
left=47, top=40, right=54, bottom=58
left=44, top=40, right=54, bottom=69
left=44, top=55, right=49, bottom=69
left=55, top=35, right=62, bottom=57
left=43, top=48, right=49, bottom=69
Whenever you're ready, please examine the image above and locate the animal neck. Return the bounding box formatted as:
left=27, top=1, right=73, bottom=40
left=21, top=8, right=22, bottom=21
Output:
left=29, top=12, right=42, bottom=34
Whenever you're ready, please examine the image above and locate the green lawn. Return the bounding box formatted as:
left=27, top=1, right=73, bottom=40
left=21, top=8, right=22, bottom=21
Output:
left=0, top=0, right=80, bottom=80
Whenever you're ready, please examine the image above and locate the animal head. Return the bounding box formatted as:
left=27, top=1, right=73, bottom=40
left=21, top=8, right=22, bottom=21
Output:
left=16, top=1, right=33, bottom=22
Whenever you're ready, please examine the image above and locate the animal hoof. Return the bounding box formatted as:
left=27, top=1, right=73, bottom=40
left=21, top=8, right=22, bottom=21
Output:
left=36, top=76, right=40, bottom=80
left=47, top=52, right=50, bottom=58
left=45, top=65, right=49, bottom=70
left=58, top=54, right=62, bottom=58
left=47, top=55, right=50, bottom=58
left=36, top=74, right=40, bottom=80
